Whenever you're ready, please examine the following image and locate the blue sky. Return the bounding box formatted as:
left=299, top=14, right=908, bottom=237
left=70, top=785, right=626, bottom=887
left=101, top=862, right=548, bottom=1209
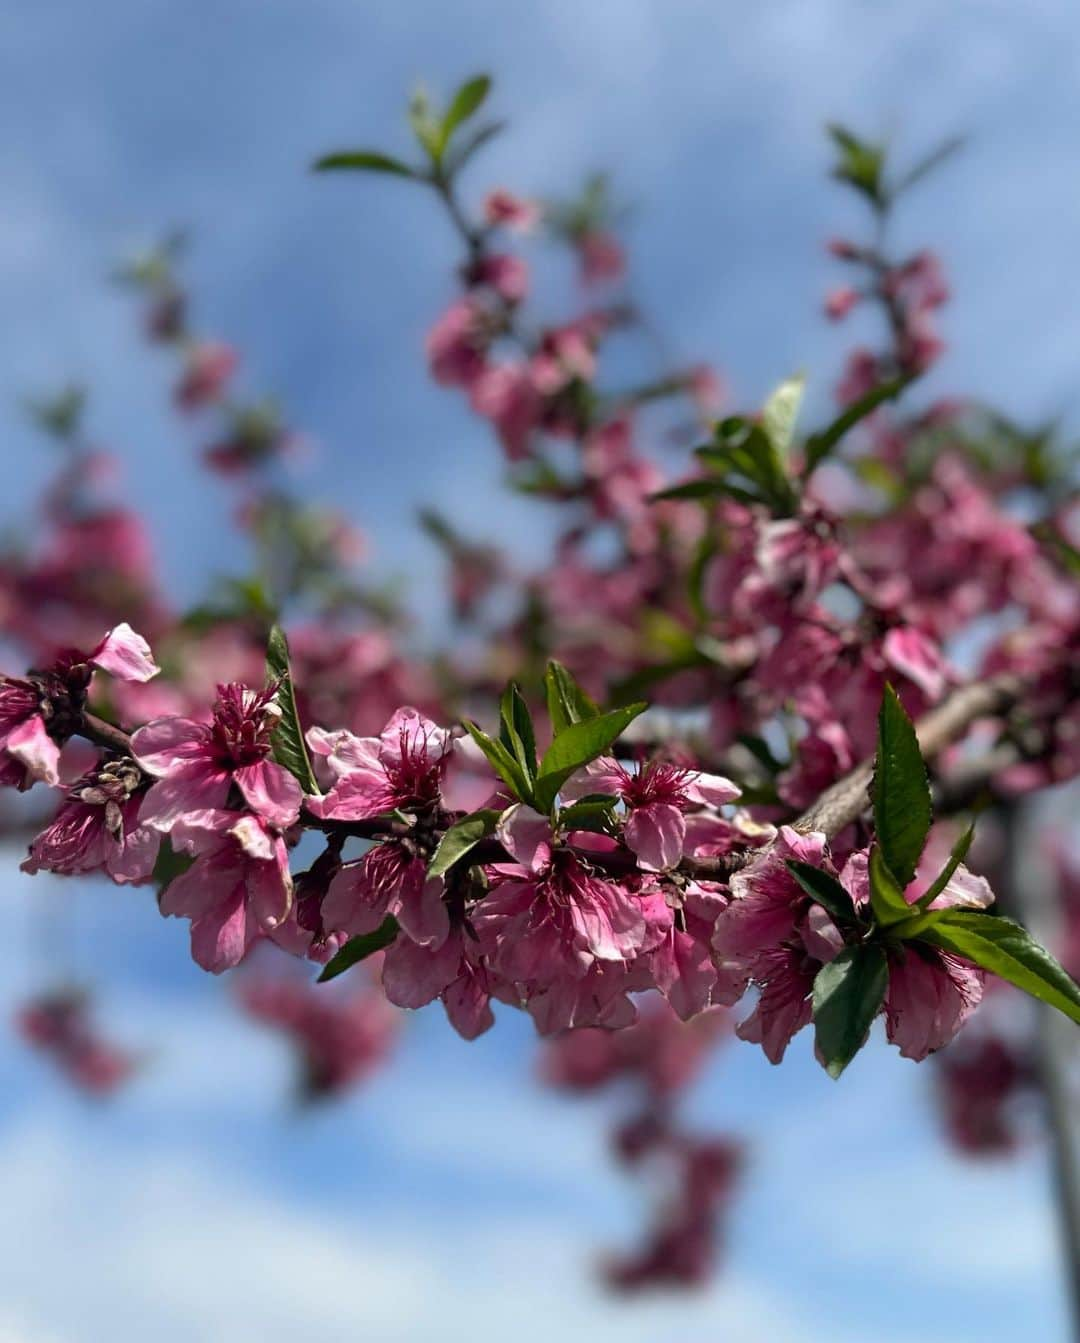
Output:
left=1, top=1, right=1078, bottom=1338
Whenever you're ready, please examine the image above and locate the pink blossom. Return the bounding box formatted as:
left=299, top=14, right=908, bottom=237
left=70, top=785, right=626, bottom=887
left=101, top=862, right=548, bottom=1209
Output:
left=882, top=625, right=948, bottom=701
left=578, top=230, right=625, bottom=285
left=564, top=756, right=739, bottom=872
left=16, top=989, right=137, bottom=1096
left=22, top=756, right=158, bottom=882
left=835, top=348, right=880, bottom=406
left=425, top=299, right=490, bottom=388
left=474, top=805, right=648, bottom=995
left=735, top=944, right=818, bottom=1063
left=161, top=811, right=293, bottom=972
left=884, top=945, right=984, bottom=1061
left=381, top=924, right=498, bottom=1040
left=322, top=841, right=449, bottom=949
left=239, top=975, right=398, bottom=1099
left=1, top=625, right=159, bottom=792
left=174, top=342, right=238, bottom=411
left=306, top=707, right=453, bottom=822
left=133, top=682, right=302, bottom=833
left=483, top=189, right=540, bottom=232
left=838, top=842, right=995, bottom=916
left=713, top=826, right=827, bottom=964
left=466, top=253, right=529, bottom=305
left=468, top=362, right=543, bottom=460
left=824, top=287, right=859, bottom=321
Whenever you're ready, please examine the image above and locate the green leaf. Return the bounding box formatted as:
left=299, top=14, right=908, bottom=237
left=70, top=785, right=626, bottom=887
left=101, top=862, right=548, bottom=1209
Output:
left=893, top=134, right=966, bottom=197
left=463, top=720, right=532, bottom=803
left=872, top=684, right=932, bottom=887
left=558, top=795, right=619, bottom=834
left=868, top=844, right=915, bottom=927
left=762, top=375, right=804, bottom=463
left=408, top=89, right=443, bottom=161
left=786, top=861, right=856, bottom=923
left=444, top=119, right=506, bottom=176
left=812, top=944, right=889, bottom=1078
left=265, top=625, right=321, bottom=795
left=544, top=660, right=599, bottom=736
left=438, top=74, right=492, bottom=152
left=803, top=375, right=912, bottom=475
left=650, top=478, right=728, bottom=503
left=428, top=809, right=502, bottom=879
left=500, top=682, right=537, bottom=781
left=151, top=837, right=193, bottom=895
left=695, top=417, right=797, bottom=516
left=915, top=824, right=976, bottom=912
left=312, top=150, right=417, bottom=177
left=533, top=703, right=647, bottom=812
left=918, top=913, right=1080, bottom=1027
left=317, top=917, right=400, bottom=983
left=827, top=123, right=886, bottom=205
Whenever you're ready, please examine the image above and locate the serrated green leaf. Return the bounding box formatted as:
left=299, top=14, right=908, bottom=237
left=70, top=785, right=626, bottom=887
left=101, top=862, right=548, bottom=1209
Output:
left=317, top=916, right=400, bottom=983
left=919, top=913, right=1080, bottom=1027
left=500, top=682, right=537, bottom=781
left=803, top=375, right=912, bottom=476
left=812, top=944, right=889, bottom=1078
left=868, top=844, right=915, bottom=927
left=872, top=685, right=932, bottom=888
left=533, top=702, right=646, bottom=812
left=265, top=625, right=321, bottom=796
left=915, top=824, right=976, bottom=912
left=428, top=808, right=502, bottom=879
left=786, top=861, right=856, bottom=923
left=312, top=150, right=417, bottom=177
left=544, top=661, right=599, bottom=736
left=463, top=720, right=532, bottom=803
left=762, top=375, right=804, bottom=462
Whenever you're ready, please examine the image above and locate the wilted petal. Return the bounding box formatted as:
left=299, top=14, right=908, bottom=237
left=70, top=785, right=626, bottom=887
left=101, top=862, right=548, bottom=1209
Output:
left=5, top=715, right=60, bottom=787
left=90, top=623, right=161, bottom=683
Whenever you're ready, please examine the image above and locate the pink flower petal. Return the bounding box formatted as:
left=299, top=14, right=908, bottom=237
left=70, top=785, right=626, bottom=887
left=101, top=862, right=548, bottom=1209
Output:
left=131, top=718, right=211, bottom=776
left=138, top=765, right=232, bottom=832
left=495, top=804, right=552, bottom=872
left=5, top=715, right=60, bottom=787
left=90, top=623, right=161, bottom=683
left=624, top=803, right=686, bottom=871
left=234, top=760, right=303, bottom=829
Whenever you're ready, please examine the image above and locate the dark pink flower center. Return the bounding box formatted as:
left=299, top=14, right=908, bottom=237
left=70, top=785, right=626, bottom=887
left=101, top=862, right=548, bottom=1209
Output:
left=619, top=760, right=691, bottom=811
left=382, top=723, right=449, bottom=807
left=209, top=682, right=279, bottom=767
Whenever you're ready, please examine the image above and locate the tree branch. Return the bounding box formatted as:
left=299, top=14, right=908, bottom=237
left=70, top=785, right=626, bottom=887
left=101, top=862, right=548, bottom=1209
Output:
left=792, top=673, right=1024, bottom=840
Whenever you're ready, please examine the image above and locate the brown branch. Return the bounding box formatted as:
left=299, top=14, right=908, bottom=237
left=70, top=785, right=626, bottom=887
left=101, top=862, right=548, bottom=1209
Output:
left=78, top=712, right=135, bottom=756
